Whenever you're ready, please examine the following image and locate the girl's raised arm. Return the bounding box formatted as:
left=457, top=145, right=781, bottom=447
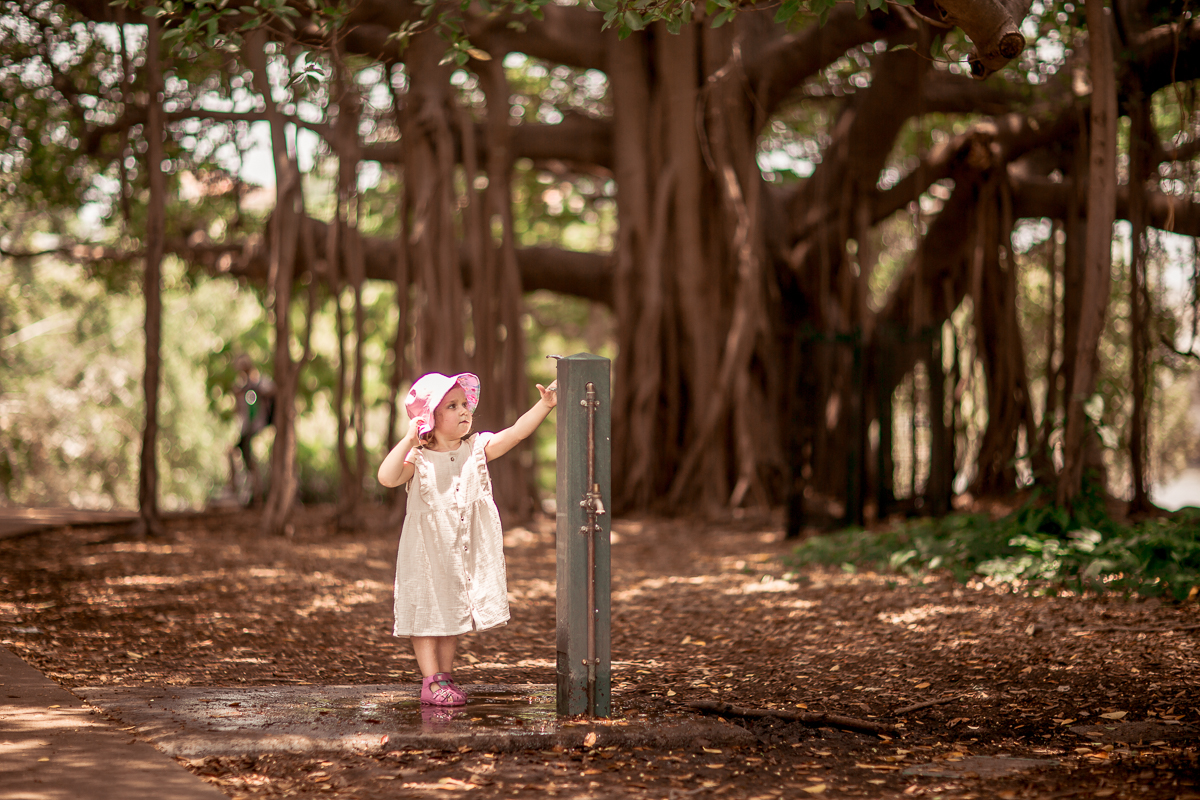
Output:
left=378, top=425, right=421, bottom=487
left=484, top=382, right=557, bottom=462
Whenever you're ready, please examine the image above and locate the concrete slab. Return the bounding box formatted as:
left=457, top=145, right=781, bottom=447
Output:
left=0, top=646, right=226, bottom=800
left=1068, top=720, right=1199, bottom=745
left=77, top=683, right=756, bottom=757
left=901, top=755, right=1059, bottom=779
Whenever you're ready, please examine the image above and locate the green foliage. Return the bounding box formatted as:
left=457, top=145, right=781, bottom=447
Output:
left=413, top=0, right=551, bottom=65
left=787, top=497, right=1200, bottom=601
left=0, top=254, right=251, bottom=509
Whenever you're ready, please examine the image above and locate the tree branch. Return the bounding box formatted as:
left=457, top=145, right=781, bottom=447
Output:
left=1010, top=176, right=1200, bottom=238
left=2, top=228, right=615, bottom=306
left=871, top=109, right=1076, bottom=225
left=746, top=4, right=911, bottom=121
left=362, top=115, right=614, bottom=172
left=1122, top=17, right=1200, bottom=94
left=228, top=217, right=615, bottom=304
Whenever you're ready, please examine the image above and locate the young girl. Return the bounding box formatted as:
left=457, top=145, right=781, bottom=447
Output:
left=377, top=371, right=557, bottom=706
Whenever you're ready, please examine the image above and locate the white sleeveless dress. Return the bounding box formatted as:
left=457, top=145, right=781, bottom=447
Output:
left=392, top=433, right=510, bottom=637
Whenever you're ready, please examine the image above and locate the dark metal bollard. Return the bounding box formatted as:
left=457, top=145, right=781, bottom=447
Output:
left=554, top=353, right=611, bottom=717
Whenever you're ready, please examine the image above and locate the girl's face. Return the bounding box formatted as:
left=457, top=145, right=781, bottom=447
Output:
left=430, top=386, right=472, bottom=444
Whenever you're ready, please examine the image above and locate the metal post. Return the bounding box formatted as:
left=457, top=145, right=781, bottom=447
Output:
left=554, top=353, right=611, bottom=717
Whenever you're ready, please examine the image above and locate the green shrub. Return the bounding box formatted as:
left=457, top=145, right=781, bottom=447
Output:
left=786, top=500, right=1200, bottom=601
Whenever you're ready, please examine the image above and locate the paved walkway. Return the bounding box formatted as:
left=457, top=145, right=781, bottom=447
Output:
left=0, top=647, right=227, bottom=800
left=0, top=508, right=138, bottom=540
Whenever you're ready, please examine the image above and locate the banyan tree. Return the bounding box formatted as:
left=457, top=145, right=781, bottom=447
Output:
left=2, top=0, right=1198, bottom=533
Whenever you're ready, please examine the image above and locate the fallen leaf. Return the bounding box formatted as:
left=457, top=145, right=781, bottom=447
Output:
left=464, top=653, right=479, bottom=664
left=915, top=682, right=930, bottom=689
left=436, top=777, right=474, bottom=788
left=802, top=783, right=827, bottom=794
left=1100, top=711, right=1127, bottom=720
left=583, top=732, right=598, bottom=748
left=702, top=748, right=723, bottom=754
left=666, top=690, right=677, bottom=697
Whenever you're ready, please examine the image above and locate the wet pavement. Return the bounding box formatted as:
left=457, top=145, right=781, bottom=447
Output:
left=76, top=683, right=755, bottom=757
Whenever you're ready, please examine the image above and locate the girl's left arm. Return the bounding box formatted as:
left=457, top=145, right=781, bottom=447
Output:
left=484, top=382, right=557, bottom=461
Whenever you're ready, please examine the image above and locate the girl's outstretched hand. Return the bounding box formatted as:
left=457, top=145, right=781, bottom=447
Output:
left=484, top=380, right=558, bottom=461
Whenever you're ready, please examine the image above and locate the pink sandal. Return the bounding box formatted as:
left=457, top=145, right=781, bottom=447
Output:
left=420, top=672, right=466, bottom=706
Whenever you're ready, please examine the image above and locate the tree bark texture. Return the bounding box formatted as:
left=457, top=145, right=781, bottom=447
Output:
left=248, top=31, right=303, bottom=536
left=136, top=15, right=165, bottom=539
left=1058, top=0, right=1119, bottom=508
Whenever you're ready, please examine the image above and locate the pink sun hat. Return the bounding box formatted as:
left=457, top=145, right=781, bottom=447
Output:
left=405, top=372, right=481, bottom=437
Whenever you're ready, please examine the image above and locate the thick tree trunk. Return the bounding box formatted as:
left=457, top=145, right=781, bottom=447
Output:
left=249, top=32, right=303, bottom=537
left=1033, top=221, right=1059, bottom=480
left=385, top=68, right=412, bottom=526
left=971, top=176, right=1036, bottom=495
left=403, top=35, right=466, bottom=376
left=1058, top=0, right=1118, bottom=508
left=477, top=56, right=535, bottom=520
left=1127, top=83, right=1153, bottom=513
left=333, top=49, right=368, bottom=532
left=609, top=28, right=667, bottom=511
left=136, top=15, right=165, bottom=539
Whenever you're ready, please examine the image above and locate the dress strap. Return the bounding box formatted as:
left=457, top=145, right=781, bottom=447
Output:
left=409, top=447, right=436, bottom=506
left=469, top=433, right=493, bottom=495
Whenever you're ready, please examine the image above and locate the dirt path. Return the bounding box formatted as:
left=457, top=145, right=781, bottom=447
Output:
left=1, top=506, right=1197, bottom=798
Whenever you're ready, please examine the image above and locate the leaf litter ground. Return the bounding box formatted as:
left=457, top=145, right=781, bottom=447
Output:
left=1, top=506, right=1197, bottom=799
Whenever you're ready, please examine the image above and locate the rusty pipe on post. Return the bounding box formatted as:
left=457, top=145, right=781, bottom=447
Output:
left=579, top=381, right=604, bottom=713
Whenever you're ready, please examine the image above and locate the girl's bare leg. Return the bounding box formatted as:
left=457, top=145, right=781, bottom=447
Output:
left=412, top=635, right=458, bottom=676
left=435, top=635, right=458, bottom=674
